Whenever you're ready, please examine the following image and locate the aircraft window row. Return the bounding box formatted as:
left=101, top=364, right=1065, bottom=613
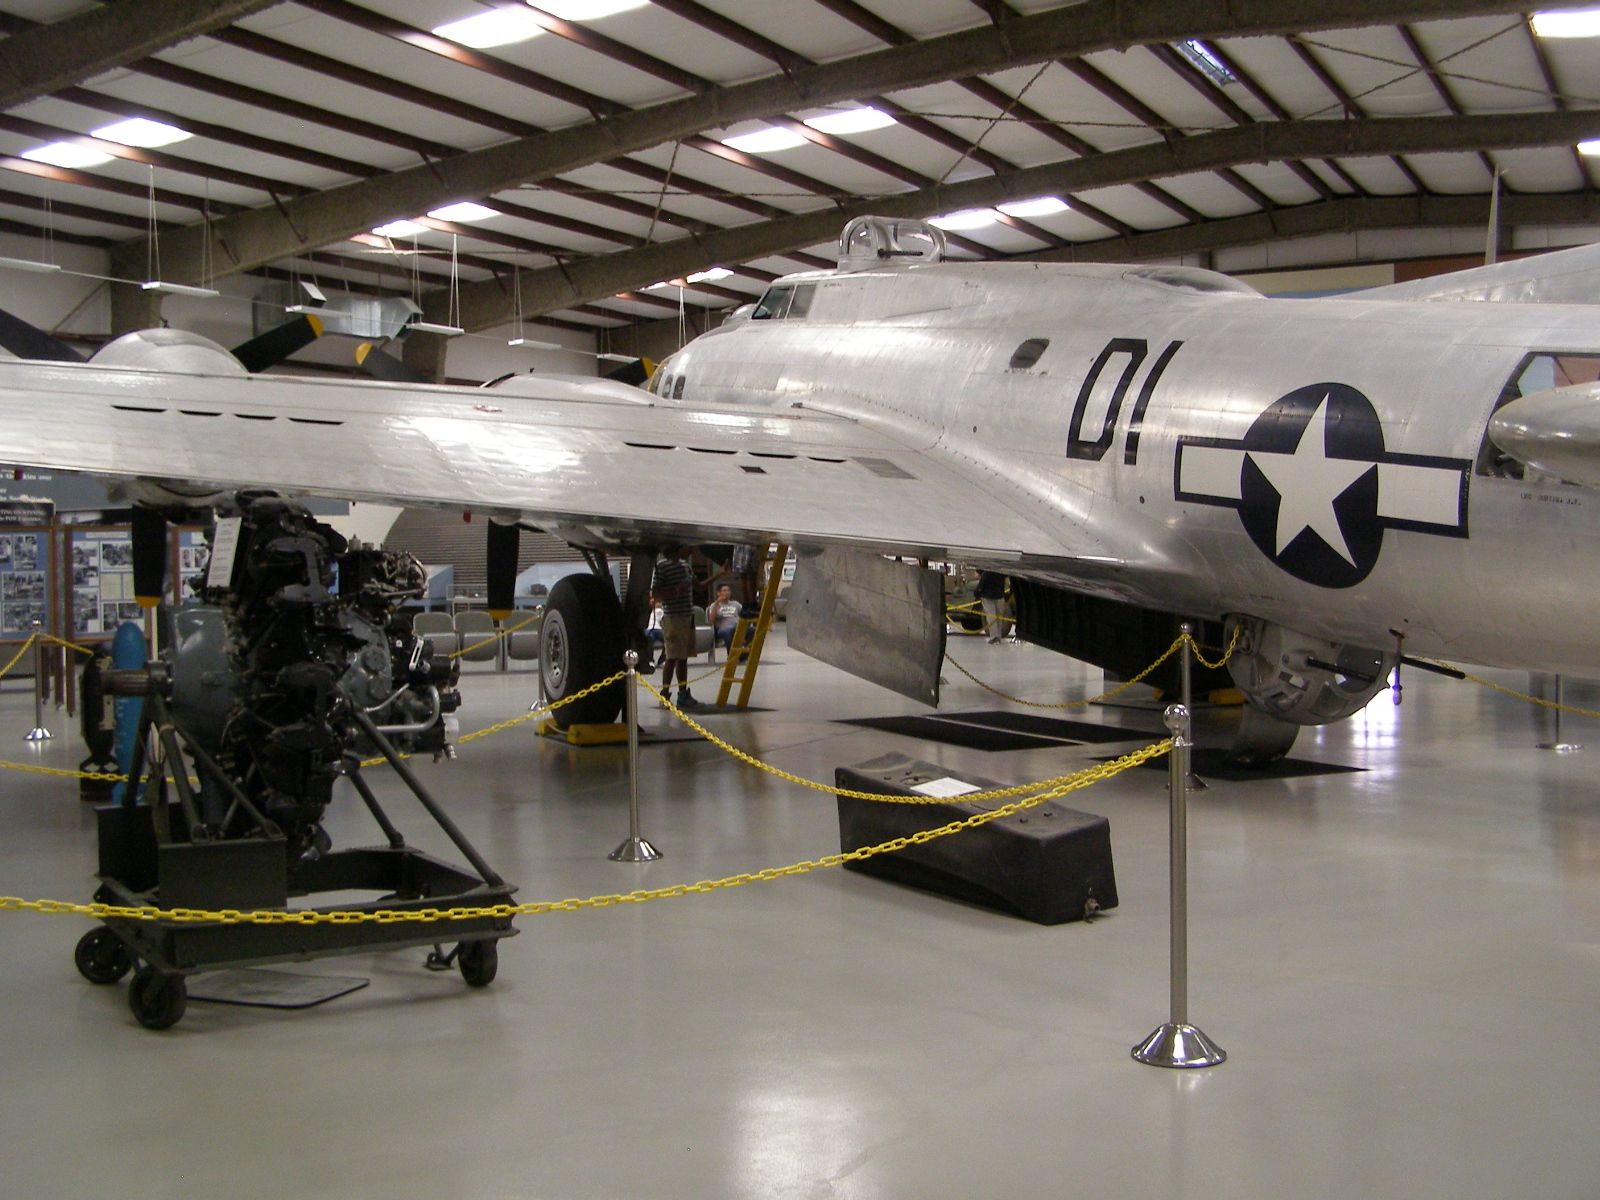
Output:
left=649, top=372, right=688, bottom=399
left=110, top=404, right=343, bottom=426
left=1008, top=338, right=1050, bottom=371
left=1478, top=351, right=1600, bottom=480
left=751, top=283, right=816, bottom=321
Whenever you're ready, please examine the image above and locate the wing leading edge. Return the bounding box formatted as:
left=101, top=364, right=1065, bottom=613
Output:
left=0, top=358, right=1165, bottom=572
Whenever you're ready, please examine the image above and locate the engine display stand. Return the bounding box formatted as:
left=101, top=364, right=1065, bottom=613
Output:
left=73, top=695, right=517, bottom=1030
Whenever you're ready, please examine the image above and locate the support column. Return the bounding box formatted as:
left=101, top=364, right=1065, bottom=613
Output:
left=109, top=282, right=162, bottom=335
left=401, top=331, right=450, bottom=383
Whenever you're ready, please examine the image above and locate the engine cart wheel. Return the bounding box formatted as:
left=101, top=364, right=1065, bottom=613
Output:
left=458, top=939, right=498, bottom=988
left=128, top=965, right=187, bottom=1030
left=74, top=927, right=133, bottom=985
left=540, top=573, right=625, bottom=728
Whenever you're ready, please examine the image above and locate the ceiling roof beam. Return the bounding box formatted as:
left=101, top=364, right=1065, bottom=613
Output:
left=0, top=0, right=281, bottom=110
left=1521, top=18, right=1599, bottom=190
left=1396, top=23, right=1498, bottom=182
left=425, top=109, right=1600, bottom=329
left=120, top=0, right=1544, bottom=282
left=1284, top=36, right=1430, bottom=193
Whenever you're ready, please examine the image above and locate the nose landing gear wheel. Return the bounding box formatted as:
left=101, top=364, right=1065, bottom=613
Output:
left=74, top=927, right=134, bottom=985
left=128, top=965, right=187, bottom=1030
left=539, top=573, right=625, bottom=728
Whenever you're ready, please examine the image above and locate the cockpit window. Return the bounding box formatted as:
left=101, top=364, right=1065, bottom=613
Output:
left=751, top=283, right=816, bottom=321
left=1479, top=351, right=1600, bottom=479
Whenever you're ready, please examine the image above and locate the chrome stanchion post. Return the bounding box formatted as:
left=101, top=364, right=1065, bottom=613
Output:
left=609, top=650, right=661, bottom=863
left=1132, top=703, right=1226, bottom=1069
left=24, top=622, right=51, bottom=742
left=1178, top=622, right=1206, bottom=791
left=1537, top=674, right=1581, bottom=753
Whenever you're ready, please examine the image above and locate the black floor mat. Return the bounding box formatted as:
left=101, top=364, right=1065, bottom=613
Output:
left=1097, top=747, right=1363, bottom=781
left=840, top=711, right=1152, bottom=752
left=938, top=710, right=1160, bottom=744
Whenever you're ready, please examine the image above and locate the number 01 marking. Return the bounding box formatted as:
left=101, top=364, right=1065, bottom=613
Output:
left=1064, top=337, right=1183, bottom=465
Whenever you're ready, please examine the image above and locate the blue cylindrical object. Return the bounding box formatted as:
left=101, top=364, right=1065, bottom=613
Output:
left=110, top=619, right=147, bottom=805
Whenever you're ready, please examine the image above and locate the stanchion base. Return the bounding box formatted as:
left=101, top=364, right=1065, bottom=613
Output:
left=1536, top=742, right=1582, bottom=753
left=1186, top=773, right=1208, bottom=791
left=24, top=727, right=52, bottom=742
left=1131, top=1022, right=1227, bottom=1069
left=608, top=836, right=661, bottom=863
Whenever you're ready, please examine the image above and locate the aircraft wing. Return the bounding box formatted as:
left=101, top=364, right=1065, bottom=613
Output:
left=1488, top=381, right=1600, bottom=487
left=0, top=357, right=1145, bottom=568
left=1352, top=242, right=1600, bottom=305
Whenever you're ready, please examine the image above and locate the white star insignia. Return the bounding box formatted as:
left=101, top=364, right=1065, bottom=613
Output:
left=1245, top=395, right=1374, bottom=565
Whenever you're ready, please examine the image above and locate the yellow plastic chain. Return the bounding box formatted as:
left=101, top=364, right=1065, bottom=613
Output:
left=0, top=739, right=1168, bottom=925
left=1426, top=661, right=1600, bottom=720
left=0, top=633, right=37, bottom=679
left=945, top=626, right=1241, bottom=711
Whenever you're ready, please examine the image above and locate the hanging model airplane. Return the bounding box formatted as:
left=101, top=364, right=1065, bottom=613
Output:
left=1, top=215, right=1598, bottom=761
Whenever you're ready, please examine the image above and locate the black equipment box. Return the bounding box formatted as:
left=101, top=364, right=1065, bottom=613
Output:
left=836, top=753, right=1117, bottom=925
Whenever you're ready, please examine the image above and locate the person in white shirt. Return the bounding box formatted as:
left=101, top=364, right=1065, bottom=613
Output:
left=708, top=583, right=741, bottom=649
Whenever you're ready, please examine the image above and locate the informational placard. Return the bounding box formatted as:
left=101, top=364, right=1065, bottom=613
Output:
left=911, top=776, right=982, bottom=798
left=173, top=527, right=211, bottom=602
left=0, top=526, right=51, bottom=637
left=207, top=517, right=241, bottom=591
left=68, top=528, right=141, bottom=638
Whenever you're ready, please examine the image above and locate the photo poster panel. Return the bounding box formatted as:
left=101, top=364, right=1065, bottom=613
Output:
left=66, top=524, right=214, bottom=639
left=67, top=525, right=138, bottom=640
left=0, top=524, right=54, bottom=641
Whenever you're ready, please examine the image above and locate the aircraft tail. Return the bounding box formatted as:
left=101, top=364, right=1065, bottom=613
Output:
left=1353, top=241, right=1600, bottom=305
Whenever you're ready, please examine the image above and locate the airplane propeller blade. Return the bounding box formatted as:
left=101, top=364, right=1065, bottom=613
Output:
left=230, top=313, right=324, bottom=374
left=130, top=506, right=168, bottom=608
left=355, top=341, right=428, bottom=383
left=0, top=309, right=86, bottom=363
left=486, top=520, right=520, bottom=620
left=600, top=356, right=654, bottom=386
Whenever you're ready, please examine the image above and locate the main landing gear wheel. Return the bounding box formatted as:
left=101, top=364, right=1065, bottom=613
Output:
left=128, top=965, right=187, bottom=1030
left=540, top=573, right=625, bottom=728
left=458, top=940, right=498, bottom=987
left=74, top=927, right=133, bottom=985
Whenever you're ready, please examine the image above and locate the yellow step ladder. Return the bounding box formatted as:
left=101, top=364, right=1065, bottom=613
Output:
left=715, top=542, right=787, bottom=708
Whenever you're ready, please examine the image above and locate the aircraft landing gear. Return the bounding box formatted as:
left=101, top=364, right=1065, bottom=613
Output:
left=540, top=573, right=628, bottom=727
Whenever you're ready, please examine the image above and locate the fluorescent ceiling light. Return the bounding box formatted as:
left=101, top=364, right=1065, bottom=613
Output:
left=997, top=196, right=1070, bottom=218
left=433, top=8, right=544, bottom=47
left=1532, top=7, right=1600, bottom=36
left=428, top=201, right=498, bottom=222
left=409, top=320, right=464, bottom=336
left=538, top=0, right=649, bottom=18
left=721, top=125, right=808, bottom=154
left=142, top=280, right=220, bottom=298
left=929, top=208, right=998, bottom=231
left=1174, top=38, right=1234, bottom=85
left=1580, top=138, right=1600, bottom=157
left=508, top=337, right=564, bottom=350
left=21, top=141, right=113, bottom=169
left=642, top=280, right=675, bottom=291
left=372, top=219, right=428, bottom=238
left=803, top=106, right=896, bottom=135
left=685, top=266, right=733, bottom=284
left=0, top=256, right=61, bottom=273
left=595, top=352, right=635, bottom=362
left=90, top=117, right=192, bottom=147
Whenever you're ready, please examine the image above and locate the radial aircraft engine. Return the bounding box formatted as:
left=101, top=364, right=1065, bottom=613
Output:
left=5, top=215, right=1600, bottom=761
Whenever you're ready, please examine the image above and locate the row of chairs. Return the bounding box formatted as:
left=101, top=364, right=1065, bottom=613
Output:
left=412, top=610, right=540, bottom=666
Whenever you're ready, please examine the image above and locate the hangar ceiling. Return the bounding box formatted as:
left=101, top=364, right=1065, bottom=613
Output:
left=0, top=0, right=1597, bottom=350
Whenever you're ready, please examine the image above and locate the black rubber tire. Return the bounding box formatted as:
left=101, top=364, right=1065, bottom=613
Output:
left=957, top=613, right=984, bottom=632
left=74, top=927, right=133, bottom=985
left=458, top=940, right=498, bottom=988
left=539, top=573, right=625, bottom=727
left=128, top=965, right=187, bottom=1030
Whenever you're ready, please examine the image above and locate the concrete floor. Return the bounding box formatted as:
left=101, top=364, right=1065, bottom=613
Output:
left=2, top=628, right=1598, bottom=1199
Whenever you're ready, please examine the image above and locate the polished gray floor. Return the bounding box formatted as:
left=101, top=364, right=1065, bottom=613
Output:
left=2, top=629, right=1598, bottom=1199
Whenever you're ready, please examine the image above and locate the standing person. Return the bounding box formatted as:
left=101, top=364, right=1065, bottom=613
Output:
left=643, top=592, right=665, bottom=668
left=652, top=546, right=700, bottom=708
left=975, top=570, right=1010, bottom=643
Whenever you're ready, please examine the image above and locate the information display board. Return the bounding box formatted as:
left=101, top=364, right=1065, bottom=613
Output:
left=67, top=527, right=141, bottom=638
left=0, top=526, right=53, bottom=638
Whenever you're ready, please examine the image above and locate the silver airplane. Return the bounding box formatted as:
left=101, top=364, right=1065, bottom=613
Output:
left=2, top=214, right=1598, bottom=760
